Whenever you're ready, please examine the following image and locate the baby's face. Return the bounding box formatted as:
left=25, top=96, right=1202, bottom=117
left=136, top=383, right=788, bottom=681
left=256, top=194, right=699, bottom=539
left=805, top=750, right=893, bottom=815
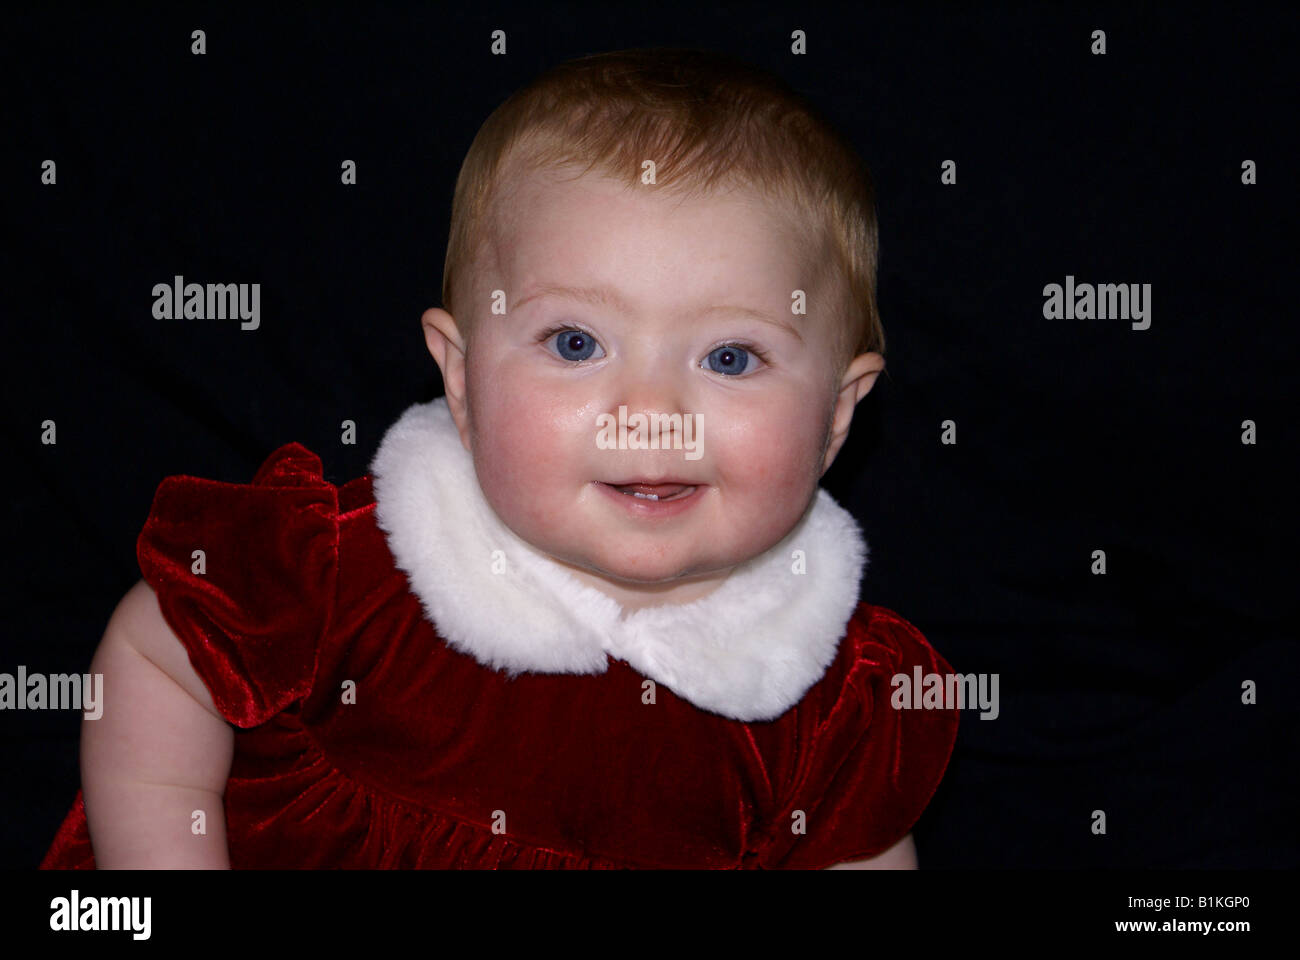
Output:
left=428, top=166, right=875, bottom=603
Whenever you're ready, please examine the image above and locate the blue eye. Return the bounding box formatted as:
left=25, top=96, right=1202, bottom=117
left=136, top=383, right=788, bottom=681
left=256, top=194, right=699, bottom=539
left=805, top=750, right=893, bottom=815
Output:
left=705, top=345, right=751, bottom=375
left=553, top=329, right=598, bottom=362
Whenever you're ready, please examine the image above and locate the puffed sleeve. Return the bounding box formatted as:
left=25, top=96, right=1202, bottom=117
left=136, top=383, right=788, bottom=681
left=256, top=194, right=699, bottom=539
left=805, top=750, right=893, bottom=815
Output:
left=758, top=607, right=961, bottom=869
left=135, top=443, right=339, bottom=728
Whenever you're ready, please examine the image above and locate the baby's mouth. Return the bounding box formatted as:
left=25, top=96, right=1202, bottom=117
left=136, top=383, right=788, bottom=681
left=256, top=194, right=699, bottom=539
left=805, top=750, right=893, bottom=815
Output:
left=601, top=481, right=697, bottom=502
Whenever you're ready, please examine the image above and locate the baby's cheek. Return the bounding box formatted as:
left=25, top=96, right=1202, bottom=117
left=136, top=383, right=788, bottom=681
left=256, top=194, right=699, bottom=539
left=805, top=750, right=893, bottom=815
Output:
left=717, top=403, right=824, bottom=491
left=715, top=413, right=825, bottom=540
left=472, top=401, right=586, bottom=531
left=743, top=446, right=817, bottom=515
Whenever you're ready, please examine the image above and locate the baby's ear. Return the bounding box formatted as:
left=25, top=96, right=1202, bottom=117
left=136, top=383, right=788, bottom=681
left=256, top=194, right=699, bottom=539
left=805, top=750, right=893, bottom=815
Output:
left=422, top=308, right=470, bottom=440
left=821, top=352, right=885, bottom=474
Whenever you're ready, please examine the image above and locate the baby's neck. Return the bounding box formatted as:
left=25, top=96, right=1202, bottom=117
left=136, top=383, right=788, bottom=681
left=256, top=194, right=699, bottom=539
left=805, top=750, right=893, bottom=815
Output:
left=550, top=558, right=732, bottom=614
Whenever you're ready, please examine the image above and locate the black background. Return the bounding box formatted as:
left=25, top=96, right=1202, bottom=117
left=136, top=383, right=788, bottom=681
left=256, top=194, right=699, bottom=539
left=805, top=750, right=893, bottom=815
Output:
left=4, top=2, right=1296, bottom=869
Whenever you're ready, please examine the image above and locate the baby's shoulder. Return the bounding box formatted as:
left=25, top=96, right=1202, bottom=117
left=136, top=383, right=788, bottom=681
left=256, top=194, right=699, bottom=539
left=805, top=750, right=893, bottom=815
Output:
left=798, top=601, right=960, bottom=730
left=843, top=602, right=951, bottom=670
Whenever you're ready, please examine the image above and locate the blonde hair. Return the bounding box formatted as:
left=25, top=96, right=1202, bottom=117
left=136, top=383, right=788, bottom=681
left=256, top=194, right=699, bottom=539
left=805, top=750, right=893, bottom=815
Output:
left=441, top=47, right=885, bottom=374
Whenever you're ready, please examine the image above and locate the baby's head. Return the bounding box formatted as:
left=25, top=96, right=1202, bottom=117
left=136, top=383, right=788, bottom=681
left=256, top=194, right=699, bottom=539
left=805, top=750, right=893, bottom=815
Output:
left=423, top=48, right=886, bottom=607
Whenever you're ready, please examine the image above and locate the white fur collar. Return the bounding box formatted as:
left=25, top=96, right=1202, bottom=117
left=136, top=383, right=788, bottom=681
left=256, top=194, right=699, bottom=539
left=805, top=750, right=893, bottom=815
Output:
left=368, top=397, right=868, bottom=722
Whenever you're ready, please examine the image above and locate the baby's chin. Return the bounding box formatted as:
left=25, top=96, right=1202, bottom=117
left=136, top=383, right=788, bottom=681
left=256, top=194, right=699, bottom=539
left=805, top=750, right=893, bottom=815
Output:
left=538, top=541, right=741, bottom=588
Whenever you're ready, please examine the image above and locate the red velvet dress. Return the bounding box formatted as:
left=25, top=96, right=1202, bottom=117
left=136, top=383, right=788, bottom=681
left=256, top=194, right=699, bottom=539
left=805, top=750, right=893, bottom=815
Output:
left=40, top=440, right=959, bottom=869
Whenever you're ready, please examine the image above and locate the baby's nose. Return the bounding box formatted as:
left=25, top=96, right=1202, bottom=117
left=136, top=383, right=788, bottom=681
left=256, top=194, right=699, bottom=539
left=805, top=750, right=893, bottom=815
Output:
left=615, top=376, right=689, bottom=423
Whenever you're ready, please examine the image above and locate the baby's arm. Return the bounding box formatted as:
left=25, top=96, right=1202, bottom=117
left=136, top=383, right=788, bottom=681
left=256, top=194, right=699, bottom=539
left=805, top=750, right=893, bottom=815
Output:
left=825, top=832, right=918, bottom=870
left=80, top=580, right=235, bottom=868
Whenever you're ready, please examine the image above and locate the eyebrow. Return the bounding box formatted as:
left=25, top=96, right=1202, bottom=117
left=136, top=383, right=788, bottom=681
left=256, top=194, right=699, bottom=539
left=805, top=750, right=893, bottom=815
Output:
left=512, top=283, right=804, bottom=343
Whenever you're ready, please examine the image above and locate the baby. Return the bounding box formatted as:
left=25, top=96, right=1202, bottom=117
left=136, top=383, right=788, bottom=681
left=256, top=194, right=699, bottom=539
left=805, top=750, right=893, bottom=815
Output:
left=42, top=48, right=958, bottom=870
